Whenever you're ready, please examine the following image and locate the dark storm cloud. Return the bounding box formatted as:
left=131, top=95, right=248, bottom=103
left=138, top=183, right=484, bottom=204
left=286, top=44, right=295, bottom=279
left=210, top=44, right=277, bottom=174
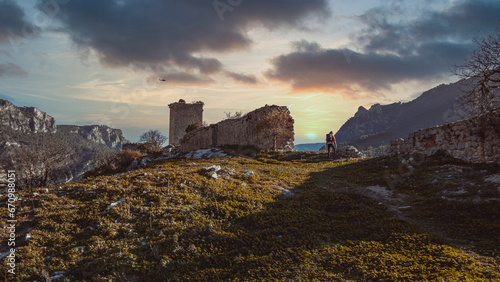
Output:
left=225, top=71, right=257, bottom=84
left=0, top=0, right=28, bottom=43
left=267, top=0, right=500, bottom=96
left=41, top=0, right=330, bottom=76
left=0, top=62, right=28, bottom=77
left=267, top=41, right=472, bottom=94
left=357, top=0, right=500, bottom=54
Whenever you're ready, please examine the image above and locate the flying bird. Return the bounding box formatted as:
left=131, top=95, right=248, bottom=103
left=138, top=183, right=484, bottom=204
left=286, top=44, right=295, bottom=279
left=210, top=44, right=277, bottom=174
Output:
left=159, top=78, right=166, bottom=81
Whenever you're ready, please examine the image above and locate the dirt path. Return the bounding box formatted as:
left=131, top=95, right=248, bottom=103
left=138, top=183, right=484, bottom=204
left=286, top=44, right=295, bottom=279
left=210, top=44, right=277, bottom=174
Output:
left=351, top=185, right=456, bottom=242
left=352, top=185, right=419, bottom=225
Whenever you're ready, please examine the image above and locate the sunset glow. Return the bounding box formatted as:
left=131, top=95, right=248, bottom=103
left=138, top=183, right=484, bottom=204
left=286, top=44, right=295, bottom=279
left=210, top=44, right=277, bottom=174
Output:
left=1, top=0, right=498, bottom=144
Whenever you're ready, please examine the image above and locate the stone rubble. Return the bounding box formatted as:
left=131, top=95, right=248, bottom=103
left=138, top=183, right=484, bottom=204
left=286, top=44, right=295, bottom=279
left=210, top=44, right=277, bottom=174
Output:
left=107, top=197, right=125, bottom=210
left=319, top=145, right=366, bottom=159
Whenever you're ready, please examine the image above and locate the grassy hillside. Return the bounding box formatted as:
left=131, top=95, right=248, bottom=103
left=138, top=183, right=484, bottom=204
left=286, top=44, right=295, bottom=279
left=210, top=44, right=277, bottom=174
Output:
left=1, top=151, right=499, bottom=280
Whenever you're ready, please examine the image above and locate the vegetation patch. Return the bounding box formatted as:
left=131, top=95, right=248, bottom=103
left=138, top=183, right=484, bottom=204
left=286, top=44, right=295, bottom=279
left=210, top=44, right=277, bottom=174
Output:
left=1, top=152, right=498, bottom=280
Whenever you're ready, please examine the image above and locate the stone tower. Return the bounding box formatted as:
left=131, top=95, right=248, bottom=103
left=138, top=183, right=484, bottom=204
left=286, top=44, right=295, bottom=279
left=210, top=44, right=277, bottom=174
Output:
left=168, top=100, right=204, bottom=145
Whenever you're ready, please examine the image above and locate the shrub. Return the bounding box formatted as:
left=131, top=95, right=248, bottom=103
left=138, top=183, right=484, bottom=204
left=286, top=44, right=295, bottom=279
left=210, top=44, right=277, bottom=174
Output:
left=117, top=150, right=144, bottom=168
left=186, top=122, right=204, bottom=133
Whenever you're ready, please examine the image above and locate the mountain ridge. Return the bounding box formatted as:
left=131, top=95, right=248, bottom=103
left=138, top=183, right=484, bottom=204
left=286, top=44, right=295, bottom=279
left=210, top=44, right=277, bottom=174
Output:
left=334, top=80, right=468, bottom=149
left=0, top=99, right=127, bottom=188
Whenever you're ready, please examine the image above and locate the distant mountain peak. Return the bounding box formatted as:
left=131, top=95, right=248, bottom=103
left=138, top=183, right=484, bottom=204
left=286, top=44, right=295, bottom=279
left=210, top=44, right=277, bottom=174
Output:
left=335, top=80, right=467, bottom=148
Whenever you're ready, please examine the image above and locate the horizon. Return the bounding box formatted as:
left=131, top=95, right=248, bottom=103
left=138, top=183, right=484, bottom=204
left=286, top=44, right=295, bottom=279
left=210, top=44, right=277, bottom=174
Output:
left=1, top=0, right=499, bottom=144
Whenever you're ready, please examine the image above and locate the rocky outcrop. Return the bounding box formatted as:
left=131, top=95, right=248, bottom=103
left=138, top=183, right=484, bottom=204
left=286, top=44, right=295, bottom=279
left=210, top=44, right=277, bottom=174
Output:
left=390, top=109, right=500, bottom=163
left=335, top=80, right=468, bottom=147
left=0, top=99, right=128, bottom=189
left=0, top=99, right=56, bottom=133
left=58, top=125, right=125, bottom=150
left=319, top=145, right=366, bottom=159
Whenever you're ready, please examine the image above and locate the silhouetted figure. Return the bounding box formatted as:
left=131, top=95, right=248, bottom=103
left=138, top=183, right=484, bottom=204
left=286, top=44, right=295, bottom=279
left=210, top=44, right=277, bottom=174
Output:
left=326, top=131, right=337, bottom=159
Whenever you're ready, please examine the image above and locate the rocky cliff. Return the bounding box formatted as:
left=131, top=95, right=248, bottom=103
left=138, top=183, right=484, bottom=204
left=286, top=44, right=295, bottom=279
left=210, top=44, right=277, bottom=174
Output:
left=58, top=125, right=125, bottom=150
left=0, top=100, right=127, bottom=189
left=335, top=80, right=468, bottom=148
left=0, top=99, right=56, bottom=133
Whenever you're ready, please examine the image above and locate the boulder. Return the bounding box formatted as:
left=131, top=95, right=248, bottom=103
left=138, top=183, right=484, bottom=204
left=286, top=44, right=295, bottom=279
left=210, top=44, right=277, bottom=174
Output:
left=319, top=145, right=366, bottom=159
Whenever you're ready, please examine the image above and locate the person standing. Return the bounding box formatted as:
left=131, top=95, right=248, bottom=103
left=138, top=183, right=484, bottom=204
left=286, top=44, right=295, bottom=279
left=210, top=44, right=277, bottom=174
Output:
left=326, top=131, right=337, bottom=159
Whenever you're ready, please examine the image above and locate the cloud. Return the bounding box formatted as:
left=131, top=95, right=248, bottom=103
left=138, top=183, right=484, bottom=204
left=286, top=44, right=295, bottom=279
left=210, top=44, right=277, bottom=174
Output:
left=0, top=50, right=13, bottom=58
left=225, top=71, right=257, bottom=84
left=42, top=0, right=330, bottom=76
left=0, top=62, right=28, bottom=77
left=266, top=0, right=500, bottom=97
left=356, top=0, right=500, bottom=55
left=0, top=0, right=28, bottom=43
left=266, top=42, right=462, bottom=97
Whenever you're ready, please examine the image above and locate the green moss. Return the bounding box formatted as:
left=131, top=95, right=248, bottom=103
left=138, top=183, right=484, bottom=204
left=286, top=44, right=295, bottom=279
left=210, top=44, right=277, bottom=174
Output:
left=1, top=154, right=499, bottom=281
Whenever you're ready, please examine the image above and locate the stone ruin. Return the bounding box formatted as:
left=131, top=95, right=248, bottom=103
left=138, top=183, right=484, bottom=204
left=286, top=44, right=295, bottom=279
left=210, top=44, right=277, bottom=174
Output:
left=168, top=100, right=203, bottom=145
left=168, top=102, right=294, bottom=152
left=390, top=109, right=500, bottom=163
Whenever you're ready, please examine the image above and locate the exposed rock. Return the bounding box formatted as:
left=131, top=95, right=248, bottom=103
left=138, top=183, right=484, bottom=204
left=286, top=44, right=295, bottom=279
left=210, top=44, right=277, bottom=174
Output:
left=127, top=157, right=153, bottom=171
left=334, top=81, right=469, bottom=148
left=278, top=186, right=294, bottom=197
left=163, top=145, right=182, bottom=158
left=0, top=141, right=20, bottom=149
left=185, top=148, right=229, bottom=159
left=141, top=157, right=151, bottom=167
left=211, top=172, right=219, bottom=179
left=58, top=125, right=125, bottom=150
left=107, top=197, right=125, bottom=210
left=0, top=99, right=56, bottom=133
left=0, top=100, right=128, bottom=188
left=485, top=174, right=500, bottom=183
left=203, top=165, right=221, bottom=172
left=319, top=145, right=366, bottom=159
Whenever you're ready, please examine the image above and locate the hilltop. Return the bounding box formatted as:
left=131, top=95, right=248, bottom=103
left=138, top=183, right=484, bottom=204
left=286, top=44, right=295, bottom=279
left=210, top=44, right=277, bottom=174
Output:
left=1, top=150, right=499, bottom=280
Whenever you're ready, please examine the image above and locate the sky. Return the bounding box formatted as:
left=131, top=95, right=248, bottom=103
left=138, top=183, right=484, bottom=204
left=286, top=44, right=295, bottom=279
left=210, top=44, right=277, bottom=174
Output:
left=0, top=0, right=499, bottom=144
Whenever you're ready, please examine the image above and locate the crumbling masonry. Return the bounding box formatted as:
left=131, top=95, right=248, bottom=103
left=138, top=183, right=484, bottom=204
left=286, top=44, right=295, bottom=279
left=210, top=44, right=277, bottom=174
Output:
left=168, top=100, right=203, bottom=145
left=390, top=109, right=500, bottom=163
left=168, top=102, right=294, bottom=152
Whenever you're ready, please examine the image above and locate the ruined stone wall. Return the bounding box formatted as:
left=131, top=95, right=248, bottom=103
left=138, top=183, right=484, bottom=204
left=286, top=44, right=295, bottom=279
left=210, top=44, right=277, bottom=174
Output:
left=181, top=105, right=294, bottom=152
left=390, top=109, right=500, bottom=163
left=181, top=126, right=214, bottom=152
left=168, top=101, right=203, bottom=145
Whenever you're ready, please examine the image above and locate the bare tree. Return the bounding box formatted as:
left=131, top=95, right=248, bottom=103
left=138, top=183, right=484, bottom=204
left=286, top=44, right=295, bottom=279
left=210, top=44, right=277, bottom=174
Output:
left=224, top=111, right=243, bottom=119
left=139, top=130, right=167, bottom=153
left=91, top=150, right=117, bottom=171
left=256, top=110, right=294, bottom=150
left=453, top=27, right=500, bottom=114
left=9, top=136, right=75, bottom=188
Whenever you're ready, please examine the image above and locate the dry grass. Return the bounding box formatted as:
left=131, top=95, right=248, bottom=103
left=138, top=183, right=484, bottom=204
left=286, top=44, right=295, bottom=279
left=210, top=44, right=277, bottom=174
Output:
left=1, top=151, right=499, bottom=281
